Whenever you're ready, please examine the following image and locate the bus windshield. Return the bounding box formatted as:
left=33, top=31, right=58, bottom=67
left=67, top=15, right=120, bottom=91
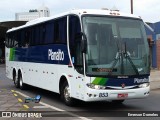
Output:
left=82, top=16, right=150, bottom=77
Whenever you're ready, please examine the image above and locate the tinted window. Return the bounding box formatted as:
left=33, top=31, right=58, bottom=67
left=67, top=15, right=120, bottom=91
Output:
left=6, top=16, right=67, bottom=47
left=34, top=26, right=40, bottom=45
left=44, top=21, right=54, bottom=44
left=69, top=15, right=82, bottom=73
left=54, top=17, right=67, bottom=44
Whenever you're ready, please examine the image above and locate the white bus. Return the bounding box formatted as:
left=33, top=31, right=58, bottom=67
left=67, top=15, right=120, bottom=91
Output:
left=5, top=9, right=150, bottom=106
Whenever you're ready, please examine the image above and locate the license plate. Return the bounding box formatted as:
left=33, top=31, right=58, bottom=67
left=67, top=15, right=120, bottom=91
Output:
left=117, top=93, right=128, bottom=98
left=99, top=93, right=108, bottom=97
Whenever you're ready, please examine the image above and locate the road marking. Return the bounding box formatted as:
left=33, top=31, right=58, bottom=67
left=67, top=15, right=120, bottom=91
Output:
left=11, top=90, right=15, bottom=92
left=1, top=89, right=7, bottom=91
left=15, top=90, right=92, bottom=120
left=33, top=106, right=49, bottom=109
left=14, top=93, right=18, bottom=97
left=23, top=105, right=29, bottom=109
left=18, top=98, right=23, bottom=102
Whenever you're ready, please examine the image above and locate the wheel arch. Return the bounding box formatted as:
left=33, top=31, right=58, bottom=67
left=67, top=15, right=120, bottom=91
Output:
left=59, top=74, right=71, bottom=94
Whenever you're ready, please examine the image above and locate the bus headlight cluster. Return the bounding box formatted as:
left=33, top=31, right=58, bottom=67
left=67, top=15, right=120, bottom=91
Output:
left=86, top=83, right=106, bottom=90
left=139, top=83, right=150, bottom=88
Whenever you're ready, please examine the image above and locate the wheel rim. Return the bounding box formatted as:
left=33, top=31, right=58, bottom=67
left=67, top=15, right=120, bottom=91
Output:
left=19, top=77, right=23, bottom=87
left=64, top=86, right=70, bottom=101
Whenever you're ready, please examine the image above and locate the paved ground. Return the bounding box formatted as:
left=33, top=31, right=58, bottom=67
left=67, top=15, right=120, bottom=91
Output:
left=0, top=89, right=25, bottom=111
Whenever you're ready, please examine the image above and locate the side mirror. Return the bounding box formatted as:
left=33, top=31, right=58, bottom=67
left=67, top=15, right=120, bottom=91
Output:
left=81, top=32, right=87, bottom=53
left=75, top=32, right=87, bottom=53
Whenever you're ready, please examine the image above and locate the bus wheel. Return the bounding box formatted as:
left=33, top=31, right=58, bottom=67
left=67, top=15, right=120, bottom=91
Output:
left=19, top=73, right=26, bottom=90
left=111, top=100, right=125, bottom=104
left=14, top=74, right=19, bottom=88
left=13, top=71, right=16, bottom=82
left=61, top=81, right=74, bottom=106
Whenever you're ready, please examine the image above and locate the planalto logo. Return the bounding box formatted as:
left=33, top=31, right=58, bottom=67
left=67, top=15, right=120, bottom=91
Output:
left=134, top=78, right=149, bottom=84
left=48, top=49, right=64, bottom=61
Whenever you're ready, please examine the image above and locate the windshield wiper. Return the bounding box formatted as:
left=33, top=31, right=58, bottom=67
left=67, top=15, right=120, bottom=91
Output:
left=124, top=42, right=139, bottom=75
left=108, top=41, right=139, bottom=76
left=108, top=52, right=121, bottom=76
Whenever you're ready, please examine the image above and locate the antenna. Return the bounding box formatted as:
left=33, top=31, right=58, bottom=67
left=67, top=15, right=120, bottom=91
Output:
left=131, top=0, right=133, bottom=14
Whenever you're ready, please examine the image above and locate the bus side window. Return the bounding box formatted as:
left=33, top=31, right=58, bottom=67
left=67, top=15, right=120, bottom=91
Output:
left=30, top=28, right=34, bottom=46
left=6, top=34, right=11, bottom=48
left=69, top=15, right=83, bottom=73
left=13, top=32, right=18, bottom=47
left=35, top=26, right=40, bottom=45
left=9, top=33, right=13, bottom=48
left=54, top=17, right=67, bottom=44
left=20, top=30, right=25, bottom=47
left=39, top=24, right=45, bottom=45
left=5, top=35, right=9, bottom=48
left=17, top=31, right=21, bottom=47
left=24, top=30, right=30, bottom=47
left=44, top=22, right=54, bottom=44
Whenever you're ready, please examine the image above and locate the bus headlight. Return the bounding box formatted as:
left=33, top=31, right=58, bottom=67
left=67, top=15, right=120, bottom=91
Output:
left=139, top=83, right=150, bottom=88
left=86, top=83, right=106, bottom=90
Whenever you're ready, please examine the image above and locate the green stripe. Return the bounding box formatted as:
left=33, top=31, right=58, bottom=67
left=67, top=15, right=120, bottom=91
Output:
left=92, top=77, right=109, bottom=85
left=9, top=48, right=15, bottom=61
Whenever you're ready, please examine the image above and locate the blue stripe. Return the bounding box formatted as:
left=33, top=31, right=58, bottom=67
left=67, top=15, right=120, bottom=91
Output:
left=14, top=44, right=70, bottom=65
left=106, top=76, right=149, bottom=87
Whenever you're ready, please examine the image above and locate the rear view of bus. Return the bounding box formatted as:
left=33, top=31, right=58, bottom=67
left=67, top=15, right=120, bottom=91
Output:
left=81, top=10, right=150, bottom=103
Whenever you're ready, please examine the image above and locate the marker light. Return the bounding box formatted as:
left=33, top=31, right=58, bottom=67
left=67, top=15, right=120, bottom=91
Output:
left=139, top=83, right=150, bottom=88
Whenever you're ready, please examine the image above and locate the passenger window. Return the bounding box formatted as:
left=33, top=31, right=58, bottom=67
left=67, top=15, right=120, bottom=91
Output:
left=54, top=17, right=67, bottom=44
left=69, top=15, right=83, bottom=73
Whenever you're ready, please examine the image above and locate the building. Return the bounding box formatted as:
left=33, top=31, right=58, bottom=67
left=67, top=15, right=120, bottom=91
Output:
left=146, top=22, right=160, bottom=69
left=15, top=5, right=50, bottom=21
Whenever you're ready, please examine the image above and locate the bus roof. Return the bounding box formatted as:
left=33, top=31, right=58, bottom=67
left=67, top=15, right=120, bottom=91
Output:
left=7, top=9, right=141, bottom=33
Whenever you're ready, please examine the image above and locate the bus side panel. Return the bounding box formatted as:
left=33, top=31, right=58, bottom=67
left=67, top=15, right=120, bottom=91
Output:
left=17, top=62, right=59, bottom=93
left=6, top=44, right=70, bottom=93
left=5, top=47, right=13, bottom=79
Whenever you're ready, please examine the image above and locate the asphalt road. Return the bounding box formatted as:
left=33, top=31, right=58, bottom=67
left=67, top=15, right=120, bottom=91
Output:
left=0, top=64, right=160, bottom=120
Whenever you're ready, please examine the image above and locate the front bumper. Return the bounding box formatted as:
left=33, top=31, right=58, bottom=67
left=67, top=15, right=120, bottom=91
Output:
left=84, top=86, right=150, bottom=102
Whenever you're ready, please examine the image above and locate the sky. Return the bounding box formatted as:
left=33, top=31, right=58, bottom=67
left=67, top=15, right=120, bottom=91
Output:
left=0, top=0, right=160, bottom=23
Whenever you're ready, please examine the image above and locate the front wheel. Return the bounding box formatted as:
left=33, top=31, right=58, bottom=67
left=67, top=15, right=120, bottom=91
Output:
left=60, top=81, right=75, bottom=106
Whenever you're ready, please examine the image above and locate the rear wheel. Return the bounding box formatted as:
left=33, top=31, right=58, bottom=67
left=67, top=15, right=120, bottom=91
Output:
left=61, top=81, right=75, bottom=106
left=13, top=72, right=16, bottom=81
left=19, top=73, right=26, bottom=90
left=13, top=73, right=19, bottom=88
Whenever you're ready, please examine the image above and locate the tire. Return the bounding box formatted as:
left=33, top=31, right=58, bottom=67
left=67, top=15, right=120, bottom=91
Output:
left=19, top=73, right=26, bottom=90
left=13, top=72, right=16, bottom=81
left=60, top=81, right=75, bottom=106
left=111, top=100, right=125, bottom=104
left=14, top=73, right=19, bottom=88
